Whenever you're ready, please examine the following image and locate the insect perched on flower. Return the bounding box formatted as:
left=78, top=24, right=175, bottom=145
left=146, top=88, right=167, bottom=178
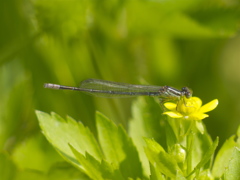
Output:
left=163, top=97, right=218, bottom=121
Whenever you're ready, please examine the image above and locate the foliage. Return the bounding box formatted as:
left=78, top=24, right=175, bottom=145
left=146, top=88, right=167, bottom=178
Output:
left=34, top=99, right=240, bottom=179
left=31, top=97, right=240, bottom=180
left=1, top=0, right=240, bottom=179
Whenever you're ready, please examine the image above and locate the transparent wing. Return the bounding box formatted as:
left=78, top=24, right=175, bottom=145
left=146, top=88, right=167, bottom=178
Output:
left=79, top=79, right=163, bottom=98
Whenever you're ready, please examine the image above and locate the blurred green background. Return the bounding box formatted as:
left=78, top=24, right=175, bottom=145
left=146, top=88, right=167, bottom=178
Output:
left=1, top=0, right=240, bottom=175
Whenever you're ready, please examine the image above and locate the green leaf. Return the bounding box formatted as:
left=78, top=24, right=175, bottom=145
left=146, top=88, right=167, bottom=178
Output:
left=188, top=137, right=218, bottom=177
left=47, top=162, right=91, bottom=180
left=96, top=111, right=124, bottom=164
left=129, top=97, right=165, bottom=176
left=149, top=163, right=165, bottom=180
left=176, top=171, right=187, bottom=180
left=70, top=145, right=124, bottom=180
left=96, top=111, right=143, bottom=179
left=0, top=153, right=17, bottom=180
left=195, top=121, right=204, bottom=134
left=212, top=136, right=237, bottom=178
left=35, top=111, right=103, bottom=168
left=165, top=119, right=178, bottom=149
left=224, top=147, right=240, bottom=180
left=197, top=169, right=212, bottom=180
left=144, top=138, right=183, bottom=178
left=70, top=146, right=103, bottom=180
left=191, top=123, right=213, bottom=169
left=129, top=97, right=164, bottom=142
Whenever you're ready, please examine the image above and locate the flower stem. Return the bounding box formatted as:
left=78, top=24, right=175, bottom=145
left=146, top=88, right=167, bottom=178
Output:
left=186, top=131, right=193, bottom=179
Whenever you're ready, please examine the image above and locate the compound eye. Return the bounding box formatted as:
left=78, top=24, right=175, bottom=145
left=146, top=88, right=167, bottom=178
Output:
left=182, top=87, right=192, bottom=98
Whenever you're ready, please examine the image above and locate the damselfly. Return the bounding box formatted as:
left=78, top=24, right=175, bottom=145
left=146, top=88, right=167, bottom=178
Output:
left=44, top=79, right=192, bottom=103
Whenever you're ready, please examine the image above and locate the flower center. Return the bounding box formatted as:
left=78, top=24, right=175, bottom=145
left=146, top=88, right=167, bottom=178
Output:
left=176, top=98, right=200, bottom=116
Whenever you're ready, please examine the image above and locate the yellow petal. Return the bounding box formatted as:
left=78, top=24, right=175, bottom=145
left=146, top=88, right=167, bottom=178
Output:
left=163, top=111, right=183, bottom=118
left=199, top=99, right=218, bottom=113
left=188, top=113, right=209, bottom=121
left=164, top=102, right=177, bottom=111
left=190, top=97, right=202, bottom=109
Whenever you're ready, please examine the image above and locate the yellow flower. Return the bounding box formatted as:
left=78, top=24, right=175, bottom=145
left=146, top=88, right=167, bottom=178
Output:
left=163, top=97, right=218, bottom=121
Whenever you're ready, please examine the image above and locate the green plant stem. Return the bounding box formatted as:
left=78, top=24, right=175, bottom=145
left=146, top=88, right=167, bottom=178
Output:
left=186, top=131, right=193, bottom=180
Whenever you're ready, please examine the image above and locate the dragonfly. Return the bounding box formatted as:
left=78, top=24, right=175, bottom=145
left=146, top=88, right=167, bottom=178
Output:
left=44, top=79, right=192, bottom=103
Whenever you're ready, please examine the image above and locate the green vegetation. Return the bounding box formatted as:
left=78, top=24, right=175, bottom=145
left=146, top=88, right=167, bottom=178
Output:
left=1, top=0, right=240, bottom=179
left=33, top=97, right=238, bottom=179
